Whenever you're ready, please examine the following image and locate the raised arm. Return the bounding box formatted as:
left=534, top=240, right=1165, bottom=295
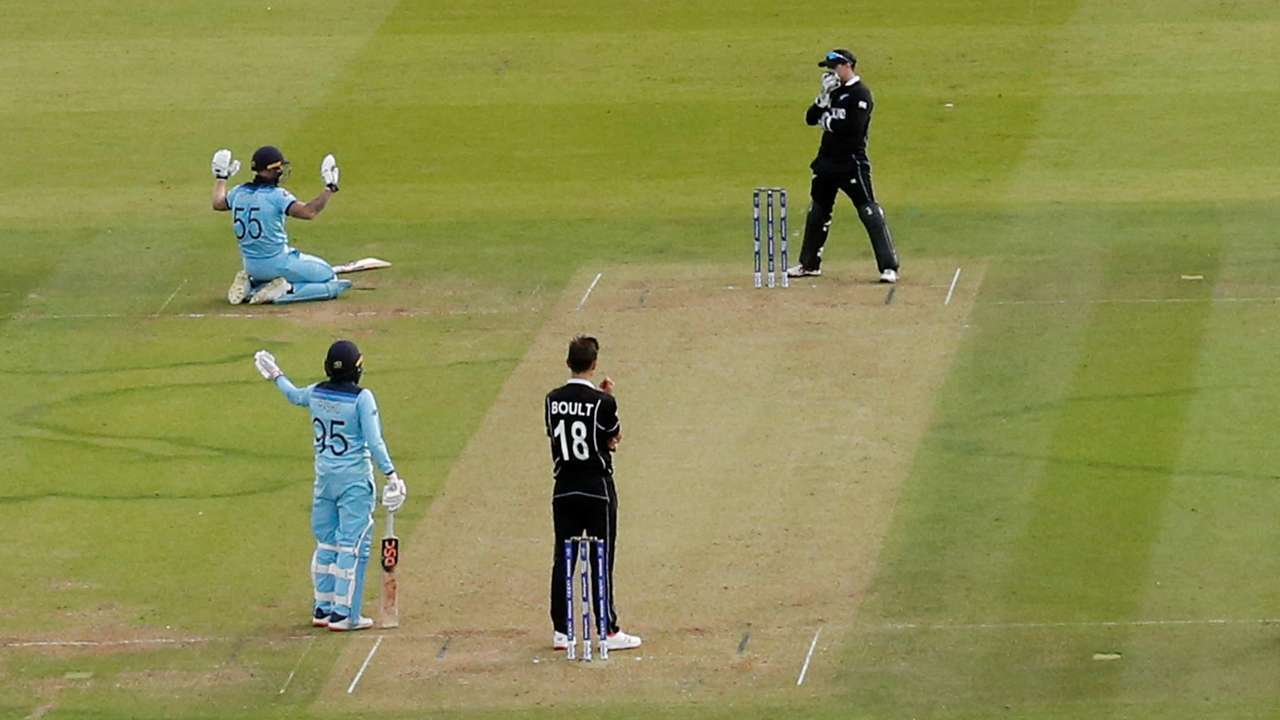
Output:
left=210, top=149, right=239, bottom=211
left=273, top=375, right=312, bottom=407
left=252, top=350, right=311, bottom=406
left=286, top=153, right=340, bottom=220
left=286, top=188, right=334, bottom=220
left=212, top=179, right=230, bottom=211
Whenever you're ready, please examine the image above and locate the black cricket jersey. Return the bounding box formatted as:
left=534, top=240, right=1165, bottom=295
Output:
left=544, top=378, right=620, bottom=496
left=806, top=75, right=875, bottom=174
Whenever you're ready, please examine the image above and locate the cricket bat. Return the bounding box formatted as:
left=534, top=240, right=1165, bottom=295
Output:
left=333, top=257, right=392, bottom=274
left=380, top=511, right=400, bottom=628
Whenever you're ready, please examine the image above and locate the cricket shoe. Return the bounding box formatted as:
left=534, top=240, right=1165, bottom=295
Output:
left=249, top=277, right=291, bottom=305
left=327, top=614, right=374, bottom=632
left=879, top=268, right=899, bottom=284
left=227, top=270, right=252, bottom=305
left=605, top=630, right=642, bottom=650
left=552, top=631, right=570, bottom=650
left=312, top=608, right=331, bottom=628
left=786, top=264, right=821, bottom=278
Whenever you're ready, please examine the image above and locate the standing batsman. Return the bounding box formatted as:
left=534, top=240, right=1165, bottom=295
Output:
left=253, top=340, right=407, bottom=631
left=789, top=48, right=900, bottom=283
left=546, top=336, right=641, bottom=652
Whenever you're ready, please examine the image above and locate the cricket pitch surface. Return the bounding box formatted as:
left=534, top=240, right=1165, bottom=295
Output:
left=325, top=260, right=981, bottom=712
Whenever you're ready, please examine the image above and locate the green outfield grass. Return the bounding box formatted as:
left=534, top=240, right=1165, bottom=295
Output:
left=2, top=0, right=1279, bottom=718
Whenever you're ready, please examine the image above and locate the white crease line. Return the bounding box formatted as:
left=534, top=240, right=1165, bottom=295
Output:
left=3, top=307, right=539, bottom=322
left=987, top=296, right=1280, bottom=307
left=347, top=636, right=383, bottom=695
left=576, top=272, right=603, bottom=311
left=2, top=634, right=316, bottom=648
left=795, top=626, right=822, bottom=686
left=881, top=617, right=1280, bottom=631
left=278, top=636, right=314, bottom=695
left=153, top=279, right=188, bottom=317
left=4, top=636, right=214, bottom=648
left=943, top=267, right=961, bottom=306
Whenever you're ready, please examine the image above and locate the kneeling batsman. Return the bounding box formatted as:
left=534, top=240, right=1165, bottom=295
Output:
left=210, top=147, right=391, bottom=306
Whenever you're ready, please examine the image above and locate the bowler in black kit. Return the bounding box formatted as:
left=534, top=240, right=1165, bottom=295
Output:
left=545, top=336, right=642, bottom=651
left=789, top=48, right=900, bottom=283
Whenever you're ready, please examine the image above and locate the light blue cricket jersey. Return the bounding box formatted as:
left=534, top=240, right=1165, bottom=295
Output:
left=225, top=182, right=298, bottom=260
left=273, top=377, right=396, bottom=479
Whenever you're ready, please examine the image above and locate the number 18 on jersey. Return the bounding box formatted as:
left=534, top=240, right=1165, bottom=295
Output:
left=545, top=382, right=620, bottom=480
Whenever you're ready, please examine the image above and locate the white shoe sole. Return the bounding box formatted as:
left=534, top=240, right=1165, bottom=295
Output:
left=227, top=271, right=251, bottom=305
left=605, top=634, right=642, bottom=651
left=328, top=621, right=373, bottom=632
left=249, top=277, right=291, bottom=305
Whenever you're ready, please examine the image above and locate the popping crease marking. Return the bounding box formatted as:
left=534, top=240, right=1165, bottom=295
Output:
left=576, top=272, right=603, bottom=311
left=278, top=636, right=315, bottom=695
left=878, top=617, right=1280, bottom=631
left=4, top=307, right=541, bottom=322
left=347, top=636, right=384, bottom=694
left=796, top=626, right=822, bottom=686
left=153, top=279, right=188, bottom=317
left=12, top=616, right=1276, bottom=652
left=985, top=296, right=1280, bottom=306
left=943, top=267, right=961, bottom=306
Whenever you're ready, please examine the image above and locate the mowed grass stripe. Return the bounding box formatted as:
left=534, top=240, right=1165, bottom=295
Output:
left=842, top=0, right=1087, bottom=624
left=1001, top=241, right=1222, bottom=621
left=832, top=0, right=1267, bottom=714
left=1115, top=207, right=1280, bottom=710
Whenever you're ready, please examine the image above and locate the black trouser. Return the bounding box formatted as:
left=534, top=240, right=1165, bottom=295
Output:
left=799, top=163, right=899, bottom=273
left=549, top=478, right=619, bottom=635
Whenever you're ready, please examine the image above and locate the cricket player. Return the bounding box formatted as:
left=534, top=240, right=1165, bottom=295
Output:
left=789, top=48, right=900, bottom=283
left=211, top=145, right=351, bottom=305
left=253, top=340, right=408, bottom=631
left=545, top=336, right=642, bottom=651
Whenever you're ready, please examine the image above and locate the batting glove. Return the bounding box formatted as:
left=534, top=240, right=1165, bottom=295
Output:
left=382, top=472, right=407, bottom=512
left=253, top=350, right=282, bottom=381
left=212, top=149, right=241, bottom=180
left=321, top=153, right=340, bottom=192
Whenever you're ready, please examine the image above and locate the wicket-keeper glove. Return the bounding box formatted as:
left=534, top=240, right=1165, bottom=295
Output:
left=321, top=154, right=340, bottom=192
left=253, top=350, right=283, bottom=381
left=212, top=149, right=241, bottom=180
left=815, top=71, right=839, bottom=108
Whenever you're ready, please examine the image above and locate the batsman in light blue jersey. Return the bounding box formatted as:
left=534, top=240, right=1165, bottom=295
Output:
left=211, top=145, right=351, bottom=305
left=253, top=340, right=408, bottom=631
